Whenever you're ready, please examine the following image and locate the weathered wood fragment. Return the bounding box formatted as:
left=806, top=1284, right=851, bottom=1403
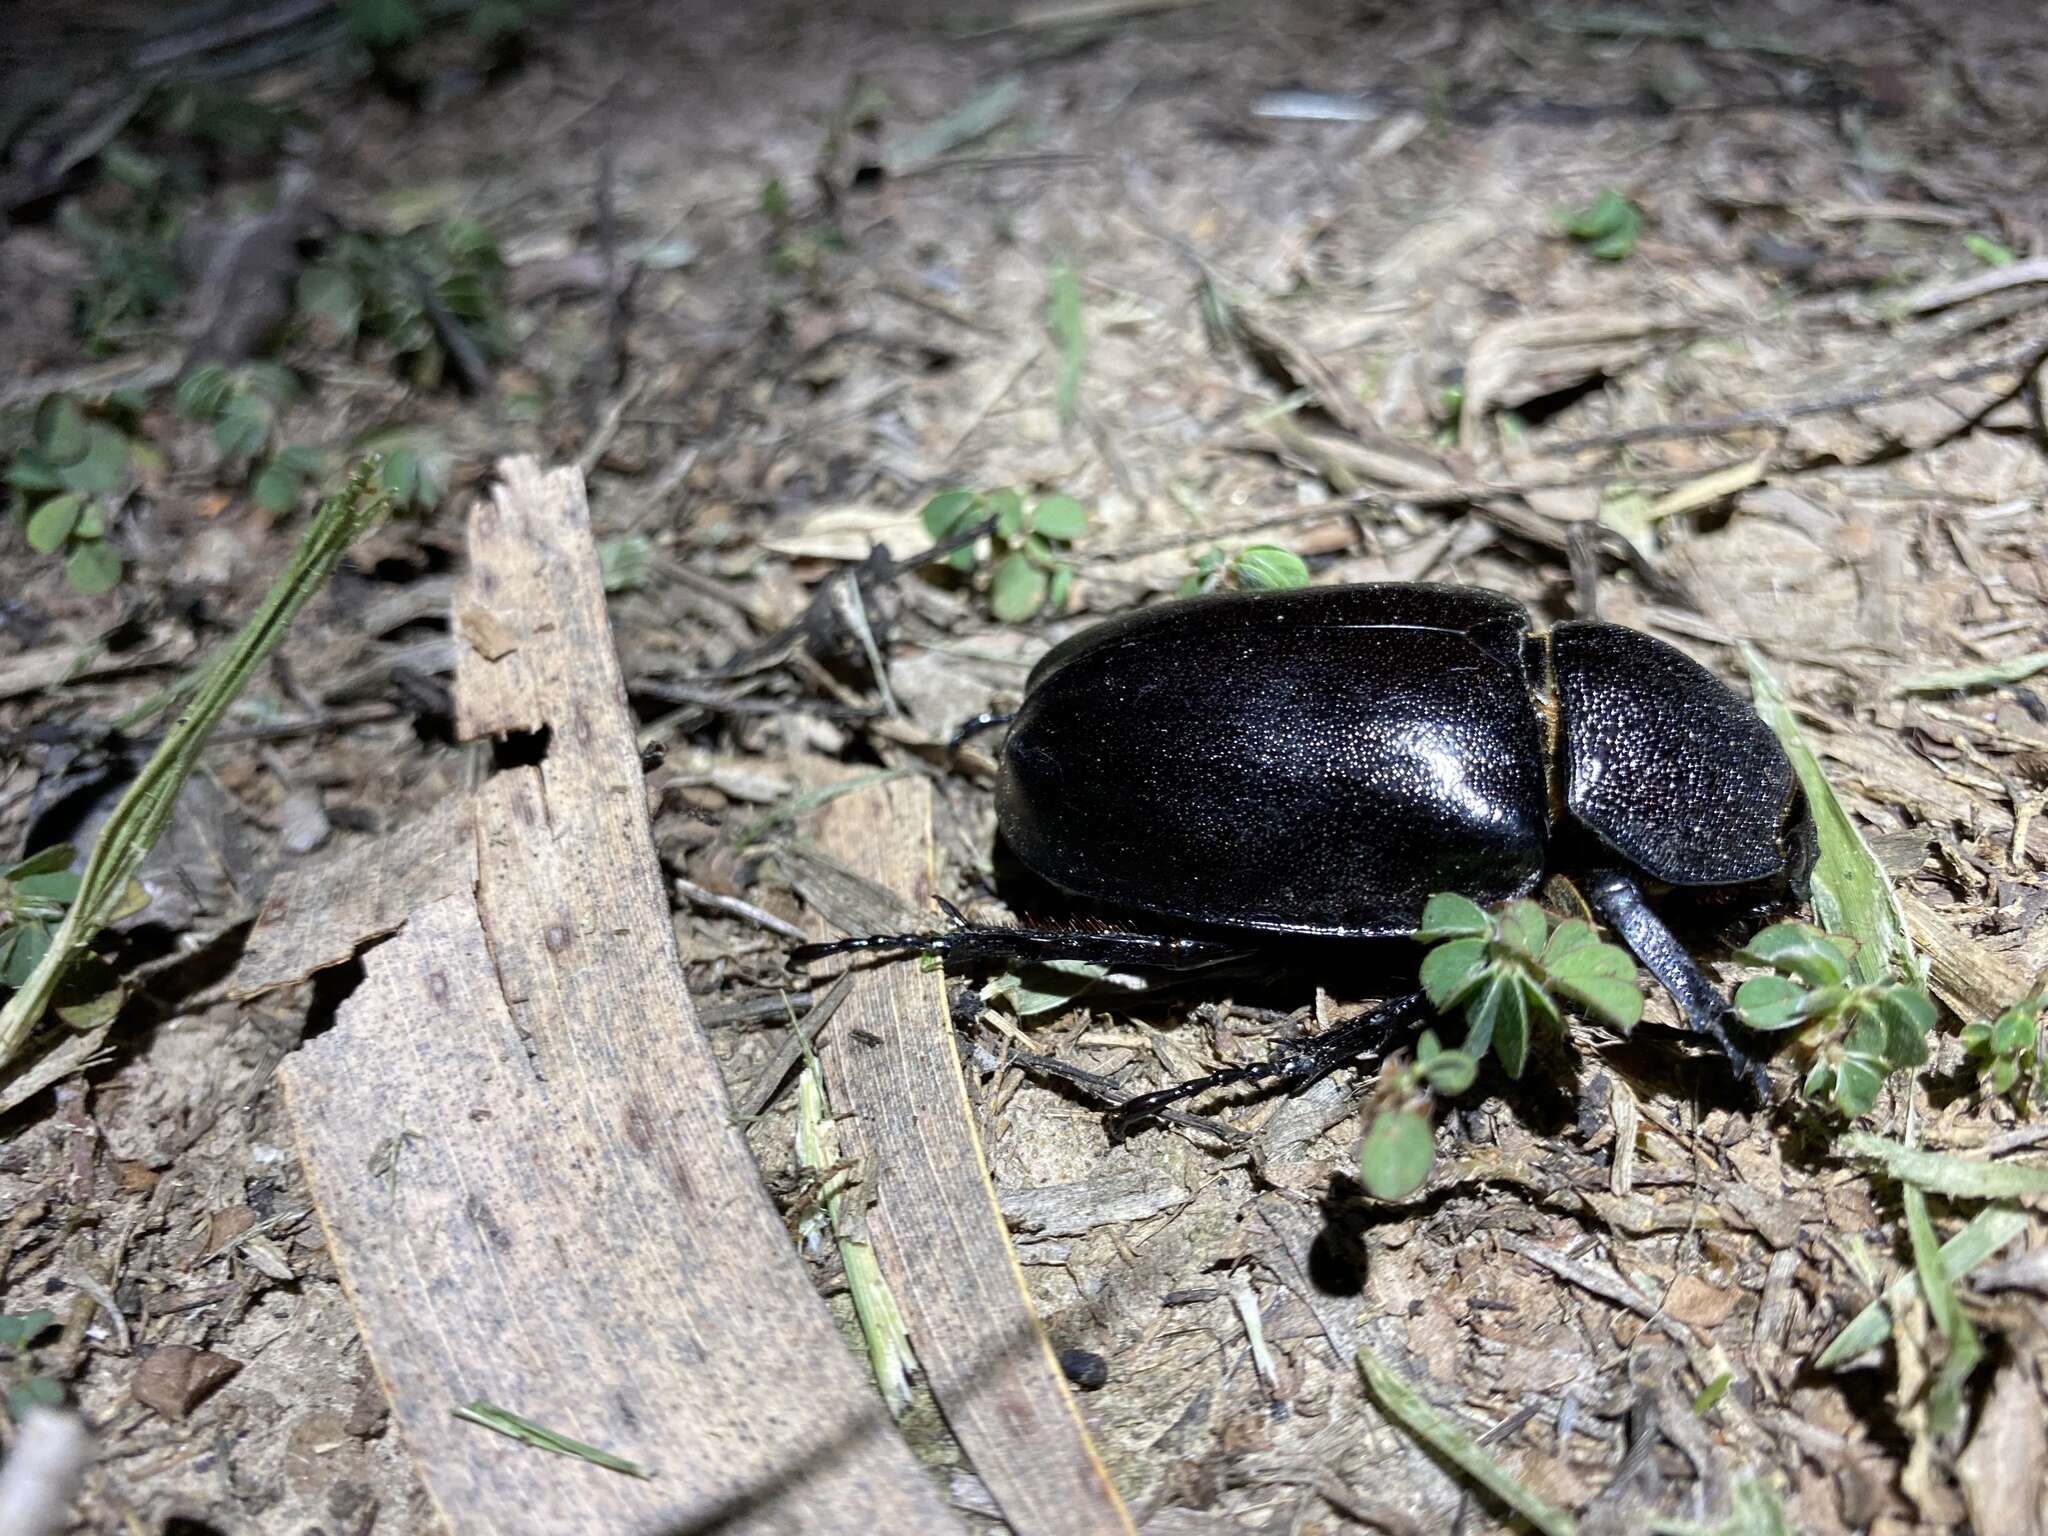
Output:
left=271, top=458, right=958, bottom=1534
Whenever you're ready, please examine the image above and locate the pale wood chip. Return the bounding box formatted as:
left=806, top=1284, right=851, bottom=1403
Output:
left=455, top=603, right=520, bottom=661
left=1901, top=887, right=2034, bottom=1021
left=812, top=772, right=1138, bottom=1536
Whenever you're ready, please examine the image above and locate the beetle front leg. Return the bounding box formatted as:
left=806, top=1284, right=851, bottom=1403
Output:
left=1584, top=870, right=1771, bottom=1098
left=1107, top=990, right=1433, bottom=1139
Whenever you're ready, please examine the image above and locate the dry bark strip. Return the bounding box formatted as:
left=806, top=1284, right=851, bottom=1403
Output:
left=810, top=772, right=1137, bottom=1536
left=232, top=795, right=475, bottom=996
left=271, top=458, right=958, bottom=1535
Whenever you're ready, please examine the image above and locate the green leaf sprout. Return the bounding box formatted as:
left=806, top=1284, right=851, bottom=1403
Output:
left=919, top=487, right=1089, bottom=623
left=1960, top=985, right=2045, bottom=1109
left=1180, top=543, right=1311, bottom=596
left=1416, top=893, right=1644, bottom=1080
left=1559, top=188, right=1644, bottom=261
left=1732, top=921, right=1932, bottom=1117
left=7, top=393, right=142, bottom=593
left=1356, top=1028, right=1477, bottom=1201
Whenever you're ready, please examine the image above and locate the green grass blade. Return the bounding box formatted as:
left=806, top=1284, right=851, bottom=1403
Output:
left=1904, top=1184, right=1982, bottom=1434
left=1743, top=646, right=1919, bottom=986
left=1815, top=1205, right=2026, bottom=1367
left=1837, top=1133, right=2048, bottom=1200
left=1899, top=649, right=2048, bottom=694
left=1648, top=1474, right=1794, bottom=1535
left=453, top=1399, right=651, bottom=1477
left=1047, top=260, right=1086, bottom=428
left=796, top=1061, right=915, bottom=1412
left=0, top=461, right=389, bottom=1074
left=1357, top=1340, right=1576, bottom=1536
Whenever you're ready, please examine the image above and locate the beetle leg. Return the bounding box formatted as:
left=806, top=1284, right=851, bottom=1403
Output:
left=947, top=711, right=1015, bottom=753
left=1584, top=869, right=1771, bottom=1098
left=791, top=918, right=1247, bottom=973
left=1107, top=991, right=1432, bottom=1139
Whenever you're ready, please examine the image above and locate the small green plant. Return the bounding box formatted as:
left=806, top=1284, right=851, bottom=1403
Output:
left=6, top=393, right=147, bottom=593
left=768, top=226, right=850, bottom=278
left=1368, top=893, right=1643, bottom=1200
left=0, top=846, right=140, bottom=1029
left=0, top=461, right=389, bottom=1072
left=356, top=429, right=453, bottom=513
left=1180, top=543, right=1310, bottom=596
left=1732, top=921, right=1932, bottom=1116
left=297, top=220, right=507, bottom=389
left=176, top=363, right=324, bottom=512
left=1559, top=188, right=1643, bottom=261
left=759, top=175, right=849, bottom=278
left=0, top=849, right=79, bottom=993
left=58, top=151, right=184, bottom=352
left=1960, top=986, right=2045, bottom=1108
left=596, top=534, right=653, bottom=594
left=1357, top=1030, right=1477, bottom=1200
left=149, top=83, right=297, bottom=158
left=920, top=487, right=1088, bottom=623
left=1416, top=893, right=1644, bottom=1079
left=342, top=0, right=426, bottom=47
left=0, top=1309, right=61, bottom=1422
left=343, top=0, right=559, bottom=51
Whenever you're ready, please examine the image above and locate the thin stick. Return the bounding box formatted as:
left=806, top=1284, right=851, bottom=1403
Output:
left=1542, top=334, right=2048, bottom=456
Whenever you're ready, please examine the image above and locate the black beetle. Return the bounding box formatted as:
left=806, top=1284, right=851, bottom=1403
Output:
left=795, top=583, right=1816, bottom=1126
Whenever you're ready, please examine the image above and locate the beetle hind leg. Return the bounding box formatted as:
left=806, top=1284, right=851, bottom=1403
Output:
left=791, top=907, right=1248, bottom=974
left=1107, top=990, right=1433, bottom=1139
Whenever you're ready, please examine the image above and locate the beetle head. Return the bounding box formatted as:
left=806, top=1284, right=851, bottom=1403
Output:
left=1550, top=621, right=1814, bottom=896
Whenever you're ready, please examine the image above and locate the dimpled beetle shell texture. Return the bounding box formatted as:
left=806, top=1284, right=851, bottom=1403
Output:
left=1551, top=621, right=1799, bottom=886
left=996, top=584, right=1550, bottom=936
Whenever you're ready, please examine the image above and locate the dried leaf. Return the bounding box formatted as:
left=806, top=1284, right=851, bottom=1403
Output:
left=132, top=1345, right=241, bottom=1420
